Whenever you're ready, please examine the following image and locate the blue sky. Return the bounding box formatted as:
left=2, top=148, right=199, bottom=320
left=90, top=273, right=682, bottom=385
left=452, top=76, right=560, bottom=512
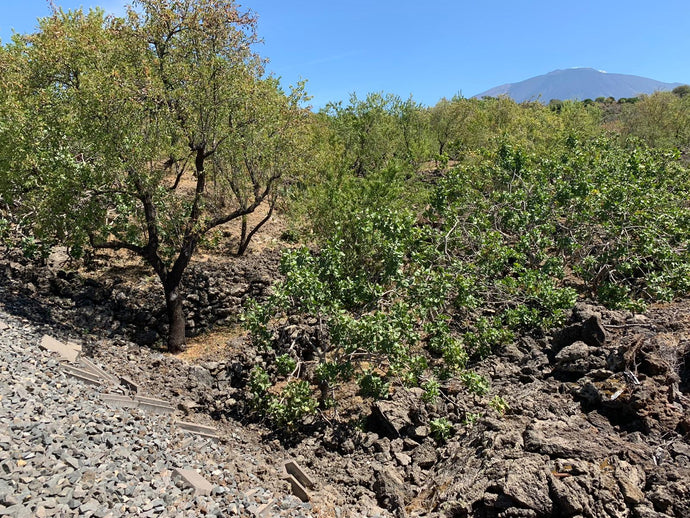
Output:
left=2, top=1, right=690, bottom=109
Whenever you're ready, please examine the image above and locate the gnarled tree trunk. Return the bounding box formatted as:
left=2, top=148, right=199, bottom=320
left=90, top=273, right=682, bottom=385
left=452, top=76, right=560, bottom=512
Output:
left=164, top=284, right=187, bottom=353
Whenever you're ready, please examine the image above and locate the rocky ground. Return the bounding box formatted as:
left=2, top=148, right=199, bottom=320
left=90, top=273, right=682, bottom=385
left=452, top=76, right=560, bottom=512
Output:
left=1, top=247, right=689, bottom=517
left=0, top=303, right=318, bottom=517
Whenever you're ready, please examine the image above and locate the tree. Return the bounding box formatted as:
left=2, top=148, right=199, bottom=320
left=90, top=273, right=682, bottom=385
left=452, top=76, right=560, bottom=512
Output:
left=322, top=92, right=425, bottom=176
left=672, top=84, right=690, bottom=98
left=548, top=99, right=564, bottom=113
left=428, top=95, right=477, bottom=159
left=393, top=95, right=432, bottom=168
left=621, top=92, right=690, bottom=149
left=0, top=0, right=311, bottom=352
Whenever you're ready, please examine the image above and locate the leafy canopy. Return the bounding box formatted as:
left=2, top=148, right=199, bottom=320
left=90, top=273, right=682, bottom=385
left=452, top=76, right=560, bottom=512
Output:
left=0, top=0, right=312, bottom=350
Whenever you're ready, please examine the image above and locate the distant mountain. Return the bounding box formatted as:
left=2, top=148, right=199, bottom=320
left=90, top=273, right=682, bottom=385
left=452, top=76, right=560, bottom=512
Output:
left=474, top=68, right=684, bottom=103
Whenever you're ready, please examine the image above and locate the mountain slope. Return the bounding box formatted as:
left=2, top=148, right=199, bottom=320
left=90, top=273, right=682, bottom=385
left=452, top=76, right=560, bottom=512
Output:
left=474, top=68, right=684, bottom=103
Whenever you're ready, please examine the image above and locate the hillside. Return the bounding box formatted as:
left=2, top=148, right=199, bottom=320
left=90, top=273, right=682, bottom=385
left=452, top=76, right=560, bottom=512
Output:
left=474, top=68, right=684, bottom=103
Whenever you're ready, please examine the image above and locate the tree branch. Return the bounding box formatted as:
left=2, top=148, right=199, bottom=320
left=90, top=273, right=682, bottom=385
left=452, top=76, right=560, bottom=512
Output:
left=169, top=156, right=190, bottom=191
left=89, top=235, right=145, bottom=256
left=168, top=147, right=207, bottom=287
left=236, top=193, right=276, bottom=255
left=131, top=177, right=168, bottom=283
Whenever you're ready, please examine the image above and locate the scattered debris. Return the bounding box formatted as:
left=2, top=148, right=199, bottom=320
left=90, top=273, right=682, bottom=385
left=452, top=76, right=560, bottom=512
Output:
left=172, top=468, right=215, bottom=496
left=282, top=473, right=310, bottom=502
left=285, top=460, right=316, bottom=490
left=40, top=334, right=81, bottom=363
left=175, top=420, right=219, bottom=440
left=133, top=395, right=175, bottom=415
left=61, top=364, right=103, bottom=386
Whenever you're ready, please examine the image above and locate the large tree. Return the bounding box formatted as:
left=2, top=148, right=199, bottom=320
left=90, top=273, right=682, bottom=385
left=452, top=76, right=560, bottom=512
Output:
left=0, top=0, right=311, bottom=351
left=322, top=92, right=428, bottom=177
left=621, top=91, right=690, bottom=149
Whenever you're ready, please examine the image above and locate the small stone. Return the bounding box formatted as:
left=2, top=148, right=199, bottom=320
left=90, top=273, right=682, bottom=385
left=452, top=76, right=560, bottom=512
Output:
left=1, top=493, right=19, bottom=506
left=413, top=426, right=429, bottom=439
left=412, top=441, right=437, bottom=469
left=61, top=454, right=80, bottom=470
left=582, top=315, right=607, bottom=347
left=80, top=499, right=101, bottom=513
left=394, top=452, right=411, bottom=466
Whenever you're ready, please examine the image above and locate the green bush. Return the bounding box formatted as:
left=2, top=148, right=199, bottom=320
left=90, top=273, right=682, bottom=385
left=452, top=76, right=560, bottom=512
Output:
left=249, top=366, right=317, bottom=429
left=358, top=371, right=390, bottom=399
left=430, top=417, right=454, bottom=443
left=245, top=134, right=690, bottom=431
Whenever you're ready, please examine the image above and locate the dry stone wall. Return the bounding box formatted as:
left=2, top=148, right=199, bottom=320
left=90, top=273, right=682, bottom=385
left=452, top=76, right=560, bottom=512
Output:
left=0, top=248, right=280, bottom=345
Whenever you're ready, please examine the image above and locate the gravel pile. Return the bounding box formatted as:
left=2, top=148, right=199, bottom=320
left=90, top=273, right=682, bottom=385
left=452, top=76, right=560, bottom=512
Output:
left=0, top=309, right=315, bottom=518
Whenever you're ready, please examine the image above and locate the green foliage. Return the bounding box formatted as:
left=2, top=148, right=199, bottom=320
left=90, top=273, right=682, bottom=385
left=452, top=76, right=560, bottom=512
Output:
left=244, top=204, right=477, bottom=426
left=460, top=371, right=491, bottom=396
left=246, top=83, right=690, bottom=432
left=430, top=417, right=454, bottom=443
left=0, top=0, right=312, bottom=350
left=0, top=218, right=9, bottom=247
left=269, top=380, right=318, bottom=427
left=357, top=371, right=390, bottom=399
left=620, top=92, right=690, bottom=149
left=246, top=134, right=690, bottom=430
left=249, top=366, right=317, bottom=428
left=672, top=85, right=690, bottom=98
left=19, top=237, right=45, bottom=260
left=5, top=1, right=688, bottom=437
left=315, top=361, right=354, bottom=386
left=242, top=299, right=274, bottom=350
left=462, top=412, right=482, bottom=427
left=428, top=95, right=480, bottom=158
left=489, top=395, right=510, bottom=415
left=276, top=354, right=297, bottom=376
left=421, top=379, right=441, bottom=403
left=322, top=92, right=431, bottom=176
left=430, top=136, right=690, bottom=314
left=553, top=139, right=690, bottom=307
left=428, top=146, right=580, bottom=343
left=249, top=366, right=272, bottom=399
left=293, top=162, right=425, bottom=245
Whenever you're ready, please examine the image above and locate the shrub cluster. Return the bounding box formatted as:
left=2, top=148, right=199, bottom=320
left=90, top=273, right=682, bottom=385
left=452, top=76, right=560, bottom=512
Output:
left=245, top=135, right=690, bottom=430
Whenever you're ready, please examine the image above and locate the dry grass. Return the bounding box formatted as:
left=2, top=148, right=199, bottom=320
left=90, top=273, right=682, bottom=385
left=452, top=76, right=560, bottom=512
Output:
left=176, top=324, right=248, bottom=362
left=198, top=202, right=289, bottom=258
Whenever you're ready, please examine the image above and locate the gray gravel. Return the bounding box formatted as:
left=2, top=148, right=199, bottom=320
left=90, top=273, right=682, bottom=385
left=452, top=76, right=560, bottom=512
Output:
left=0, top=309, right=314, bottom=517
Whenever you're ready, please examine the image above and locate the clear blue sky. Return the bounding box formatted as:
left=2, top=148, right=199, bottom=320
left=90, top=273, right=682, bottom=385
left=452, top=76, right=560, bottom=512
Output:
left=2, top=1, right=690, bottom=109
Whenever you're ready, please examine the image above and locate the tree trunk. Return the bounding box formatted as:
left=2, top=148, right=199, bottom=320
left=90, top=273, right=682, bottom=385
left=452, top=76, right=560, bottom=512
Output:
left=236, top=202, right=275, bottom=256
left=239, top=215, right=248, bottom=252
left=165, top=285, right=187, bottom=353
